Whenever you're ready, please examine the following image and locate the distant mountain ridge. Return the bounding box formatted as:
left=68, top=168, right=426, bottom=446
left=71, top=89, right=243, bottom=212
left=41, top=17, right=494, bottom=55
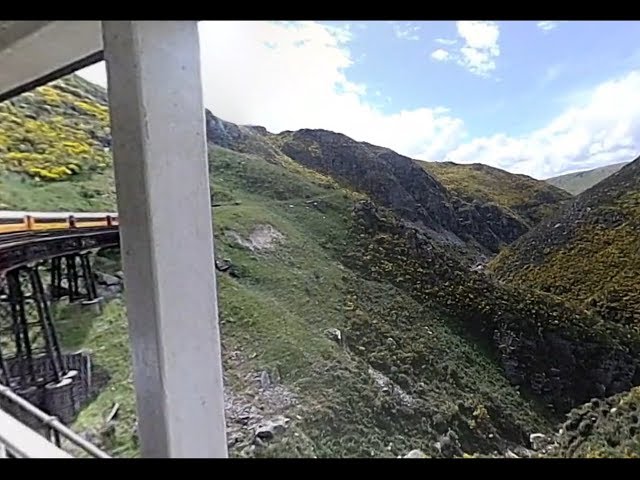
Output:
left=546, top=161, right=630, bottom=195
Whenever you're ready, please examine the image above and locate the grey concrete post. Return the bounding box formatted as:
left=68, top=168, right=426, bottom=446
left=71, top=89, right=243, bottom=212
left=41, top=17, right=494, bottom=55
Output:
left=101, top=21, right=227, bottom=458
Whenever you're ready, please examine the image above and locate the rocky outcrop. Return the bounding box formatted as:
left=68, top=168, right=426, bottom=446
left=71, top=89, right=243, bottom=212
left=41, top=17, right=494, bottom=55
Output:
left=493, top=324, right=640, bottom=412
left=94, top=271, right=123, bottom=300
left=452, top=197, right=528, bottom=252
left=204, top=110, right=282, bottom=162
left=255, top=416, right=290, bottom=444
left=324, top=328, right=343, bottom=345
left=223, top=351, right=300, bottom=457
left=204, top=112, right=533, bottom=256
left=275, top=129, right=529, bottom=253
left=275, top=129, right=458, bottom=232
left=424, top=161, right=572, bottom=228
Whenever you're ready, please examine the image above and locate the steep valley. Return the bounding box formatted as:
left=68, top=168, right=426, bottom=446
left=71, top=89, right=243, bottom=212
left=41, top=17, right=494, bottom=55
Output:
left=1, top=74, right=640, bottom=458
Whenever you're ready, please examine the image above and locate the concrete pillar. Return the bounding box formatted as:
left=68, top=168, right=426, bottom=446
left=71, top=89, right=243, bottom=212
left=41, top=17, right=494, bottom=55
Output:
left=101, top=21, right=227, bottom=458
left=44, top=377, right=74, bottom=425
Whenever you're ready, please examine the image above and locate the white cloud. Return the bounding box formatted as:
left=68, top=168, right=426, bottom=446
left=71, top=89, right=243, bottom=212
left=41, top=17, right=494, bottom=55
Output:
left=444, top=70, right=640, bottom=178
left=77, top=62, right=106, bottom=87
left=431, top=49, right=450, bottom=61
left=435, top=38, right=457, bottom=46
left=430, top=21, right=500, bottom=77
left=76, top=21, right=640, bottom=180
left=77, top=21, right=465, bottom=163
left=455, top=21, right=500, bottom=76
left=537, top=21, right=559, bottom=32
left=392, top=21, right=421, bottom=41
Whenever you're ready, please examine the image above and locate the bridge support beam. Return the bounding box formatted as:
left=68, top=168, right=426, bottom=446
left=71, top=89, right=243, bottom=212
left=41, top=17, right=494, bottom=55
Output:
left=48, top=254, right=101, bottom=306
left=102, top=21, right=227, bottom=458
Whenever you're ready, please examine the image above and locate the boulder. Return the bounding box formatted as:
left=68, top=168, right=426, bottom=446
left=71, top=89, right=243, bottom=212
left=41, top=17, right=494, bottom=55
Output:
left=254, top=416, right=290, bottom=443
left=403, top=449, right=427, bottom=458
left=324, top=328, right=343, bottom=345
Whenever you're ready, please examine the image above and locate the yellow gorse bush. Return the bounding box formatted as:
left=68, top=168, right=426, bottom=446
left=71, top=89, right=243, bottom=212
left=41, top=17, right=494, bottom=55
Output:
left=0, top=75, right=111, bottom=181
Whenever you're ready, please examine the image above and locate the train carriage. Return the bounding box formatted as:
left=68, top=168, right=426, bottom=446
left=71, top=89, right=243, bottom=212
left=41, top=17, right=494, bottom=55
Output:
left=0, top=211, right=119, bottom=235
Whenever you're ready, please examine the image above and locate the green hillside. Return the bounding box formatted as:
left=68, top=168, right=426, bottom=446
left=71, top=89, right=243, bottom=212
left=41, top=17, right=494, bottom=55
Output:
left=1, top=74, right=640, bottom=459
left=491, top=158, right=640, bottom=328
left=0, top=75, right=110, bottom=183
left=4, top=142, right=555, bottom=458
left=423, top=161, right=573, bottom=227
left=550, top=386, right=640, bottom=458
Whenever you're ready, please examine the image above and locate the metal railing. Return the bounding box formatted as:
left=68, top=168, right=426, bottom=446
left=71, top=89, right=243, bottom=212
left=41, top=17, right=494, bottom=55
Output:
left=0, top=384, right=110, bottom=458
left=0, top=408, right=72, bottom=458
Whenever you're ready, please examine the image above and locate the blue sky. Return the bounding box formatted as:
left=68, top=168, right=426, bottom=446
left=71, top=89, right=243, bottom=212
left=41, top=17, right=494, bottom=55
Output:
left=340, top=21, right=639, bottom=136
left=79, top=21, right=640, bottom=179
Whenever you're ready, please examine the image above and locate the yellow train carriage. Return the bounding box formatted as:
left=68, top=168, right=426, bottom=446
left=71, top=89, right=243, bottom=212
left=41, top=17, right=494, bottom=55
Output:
left=0, top=211, right=119, bottom=235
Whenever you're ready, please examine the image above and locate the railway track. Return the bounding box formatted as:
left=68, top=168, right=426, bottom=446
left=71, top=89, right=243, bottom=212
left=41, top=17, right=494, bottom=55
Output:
left=0, top=230, right=84, bottom=246
left=0, top=227, right=117, bottom=245
left=0, top=227, right=120, bottom=274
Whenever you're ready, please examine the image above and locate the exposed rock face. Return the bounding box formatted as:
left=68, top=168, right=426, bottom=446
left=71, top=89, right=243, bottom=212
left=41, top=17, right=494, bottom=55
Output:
left=204, top=110, right=532, bottom=256
left=223, top=351, right=300, bottom=457
left=424, top=161, right=573, bottom=227
left=94, top=271, right=123, bottom=299
left=227, top=225, right=284, bottom=253
left=324, top=328, right=343, bottom=345
left=368, top=366, right=416, bottom=407
left=275, top=129, right=529, bottom=254
left=95, top=272, right=121, bottom=286
left=529, top=433, right=554, bottom=453
left=276, top=129, right=458, bottom=232
left=493, top=327, right=640, bottom=412
left=452, top=197, right=528, bottom=252
left=204, top=109, right=282, bottom=162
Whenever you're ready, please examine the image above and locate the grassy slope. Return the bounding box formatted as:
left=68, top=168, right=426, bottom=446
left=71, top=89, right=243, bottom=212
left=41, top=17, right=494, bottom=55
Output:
left=38, top=145, right=553, bottom=457
left=0, top=84, right=555, bottom=455
left=2, top=74, right=640, bottom=458
left=546, top=161, right=630, bottom=195
left=423, top=161, right=572, bottom=226
left=0, top=74, right=115, bottom=211
left=491, top=157, right=640, bottom=328
left=0, top=171, right=116, bottom=211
